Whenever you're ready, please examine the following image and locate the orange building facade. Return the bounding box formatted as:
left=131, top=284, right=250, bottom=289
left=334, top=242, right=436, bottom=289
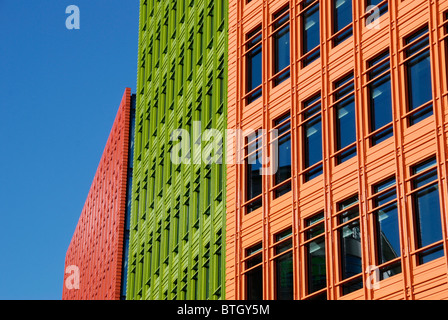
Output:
left=226, top=0, right=448, bottom=300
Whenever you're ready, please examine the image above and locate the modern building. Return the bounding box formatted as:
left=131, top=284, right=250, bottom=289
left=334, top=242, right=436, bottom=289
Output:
left=124, top=0, right=228, bottom=300
left=62, top=88, right=135, bottom=300
left=225, top=0, right=448, bottom=300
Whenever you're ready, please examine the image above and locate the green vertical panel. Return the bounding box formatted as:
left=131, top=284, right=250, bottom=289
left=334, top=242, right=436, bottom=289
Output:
left=127, top=0, right=227, bottom=300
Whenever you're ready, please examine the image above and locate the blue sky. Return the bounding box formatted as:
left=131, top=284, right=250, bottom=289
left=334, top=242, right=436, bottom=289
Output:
left=0, top=1, right=139, bottom=299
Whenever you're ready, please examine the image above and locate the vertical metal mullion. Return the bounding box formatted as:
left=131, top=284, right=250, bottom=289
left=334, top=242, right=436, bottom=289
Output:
left=261, top=0, right=271, bottom=301
left=234, top=0, right=244, bottom=301
left=429, top=0, right=448, bottom=285
left=352, top=0, right=371, bottom=301
left=320, top=0, right=335, bottom=301
left=389, top=0, right=412, bottom=301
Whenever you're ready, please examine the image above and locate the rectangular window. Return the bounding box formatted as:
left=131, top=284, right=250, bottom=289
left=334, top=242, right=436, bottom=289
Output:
left=371, top=177, right=402, bottom=280
left=404, top=26, right=433, bottom=126
left=410, top=157, right=443, bottom=265
left=332, top=0, right=353, bottom=47
left=246, top=26, right=263, bottom=104
left=272, top=6, right=290, bottom=86
left=274, top=229, right=293, bottom=300
left=333, top=73, right=357, bottom=165
left=245, top=243, right=263, bottom=300
left=301, top=0, right=320, bottom=67
left=245, top=130, right=263, bottom=213
left=336, top=195, right=363, bottom=296
left=304, top=212, right=327, bottom=299
left=273, top=114, right=291, bottom=198
left=367, top=50, right=393, bottom=146
left=302, top=93, right=323, bottom=182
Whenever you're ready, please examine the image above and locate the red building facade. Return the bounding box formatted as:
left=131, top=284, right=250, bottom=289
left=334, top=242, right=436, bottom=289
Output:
left=62, top=88, right=134, bottom=300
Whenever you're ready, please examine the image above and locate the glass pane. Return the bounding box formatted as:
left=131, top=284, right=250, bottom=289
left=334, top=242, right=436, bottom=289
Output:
left=412, top=168, right=437, bottom=189
left=275, top=117, right=291, bottom=190
left=304, top=114, right=322, bottom=168
left=406, top=51, right=432, bottom=111
left=413, top=184, right=442, bottom=249
left=247, top=45, right=262, bottom=92
left=246, top=133, right=263, bottom=204
left=418, top=244, right=444, bottom=265
left=340, top=220, right=362, bottom=280
left=335, top=97, right=356, bottom=151
left=306, top=237, right=327, bottom=294
left=342, top=276, right=363, bottom=295
left=274, top=21, right=290, bottom=74
left=333, top=0, right=352, bottom=34
left=302, top=2, right=320, bottom=56
left=369, top=75, right=392, bottom=133
left=275, top=251, right=294, bottom=300
left=375, top=204, right=401, bottom=264
left=246, top=266, right=263, bottom=300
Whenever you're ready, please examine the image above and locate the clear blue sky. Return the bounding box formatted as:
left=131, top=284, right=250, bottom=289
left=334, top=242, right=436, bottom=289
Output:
left=0, top=1, right=139, bottom=299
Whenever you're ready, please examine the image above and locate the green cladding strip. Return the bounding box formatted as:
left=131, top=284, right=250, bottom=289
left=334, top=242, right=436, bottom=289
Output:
left=126, top=0, right=228, bottom=300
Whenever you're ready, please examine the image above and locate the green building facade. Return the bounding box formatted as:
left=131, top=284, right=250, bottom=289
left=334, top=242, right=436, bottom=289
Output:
left=126, top=0, right=227, bottom=300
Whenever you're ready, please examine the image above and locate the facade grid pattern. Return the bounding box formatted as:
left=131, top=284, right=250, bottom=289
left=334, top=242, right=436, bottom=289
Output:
left=126, top=0, right=228, bottom=300
left=62, top=88, right=134, bottom=300
left=226, top=0, right=448, bottom=300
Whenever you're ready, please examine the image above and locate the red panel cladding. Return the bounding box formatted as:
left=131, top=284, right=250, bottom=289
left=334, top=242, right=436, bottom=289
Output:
left=62, top=88, right=132, bottom=300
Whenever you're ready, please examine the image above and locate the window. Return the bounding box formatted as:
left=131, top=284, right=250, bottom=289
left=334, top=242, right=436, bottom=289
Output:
left=336, top=195, right=363, bottom=296
left=272, top=6, right=290, bottom=86
left=245, top=130, right=263, bottom=213
left=404, top=26, right=433, bottom=126
left=332, top=0, right=353, bottom=46
left=333, top=73, right=357, bottom=165
left=371, top=177, right=402, bottom=280
left=367, top=50, right=393, bottom=146
left=301, top=0, right=320, bottom=67
left=302, top=93, right=323, bottom=181
left=273, top=114, right=291, bottom=198
left=245, top=243, right=263, bottom=300
left=304, top=212, right=327, bottom=299
left=273, top=229, right=293, bottom=300
left=246, top=26, right=263, bottom=104
left=410, top=157, right=443, bottom=265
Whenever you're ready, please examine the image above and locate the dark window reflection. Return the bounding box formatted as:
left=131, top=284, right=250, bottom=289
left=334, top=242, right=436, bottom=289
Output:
left=411, top=157, right=443, bottom=264
left=275, top=229, right=293, bottom=300
left=274, top=114, right=291, bottom=198
left=245, top=243, right=263, bottom=300
left=405, top=26, right=433, bottom=126
left=273, top=6, right=290, bottom=85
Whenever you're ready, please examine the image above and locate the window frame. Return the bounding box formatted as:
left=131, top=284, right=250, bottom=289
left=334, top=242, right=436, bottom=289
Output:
left=369, top=176, right=402, bottom=281
left=302, top=211, right=327, bottom=300
left=402, top=25, right=434, bottom=126
left=243, top=242, right=264, bottom=300
left=244, top=26, right=263, bottom=105
left=366, top=50, right=394, bottom=147
left=271, top=5, right=291, bottom=86
left=301, top=92, right=323, bottom=182
left=331, top=0, right=353, bottom=47
left=332, top=73, right=357, bottom=165
left=300, top=0, right=321, bottom=68
left=408, top=156, right=444, bottom=266
left=334, top=195, right=364, bottom=297
left=271, top=113, right=292, bottom=199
